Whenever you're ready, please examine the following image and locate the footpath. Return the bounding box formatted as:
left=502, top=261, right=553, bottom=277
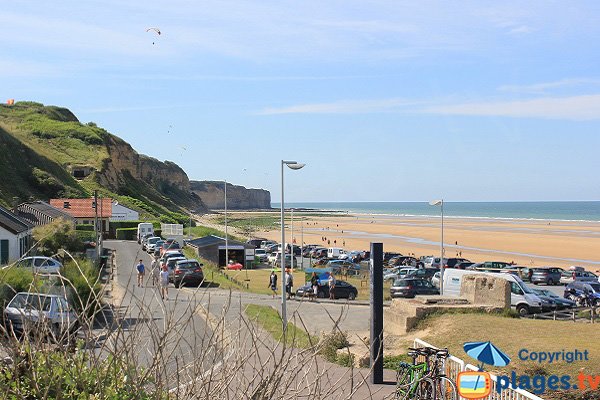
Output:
left=185, top=286, right=398, bottom=399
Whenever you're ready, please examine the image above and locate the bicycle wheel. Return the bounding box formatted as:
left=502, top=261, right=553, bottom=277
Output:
left=414, top=377, right=435, bottom=400
left=434, top=376, right=458, bottom=400
left=395, top=364, right=413, bottom=399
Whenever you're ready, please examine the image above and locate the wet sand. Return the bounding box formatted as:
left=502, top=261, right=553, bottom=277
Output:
left=255, top=214, right=600, bottom=270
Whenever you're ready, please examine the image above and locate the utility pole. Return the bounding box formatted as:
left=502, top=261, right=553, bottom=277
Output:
left=224, top=180, right=228, bottom=266
left=93, top=190, right=99, bottom=263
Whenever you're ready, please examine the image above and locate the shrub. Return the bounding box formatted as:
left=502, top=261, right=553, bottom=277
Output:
left=0, top=268, right=34, bottom=308
left=33, top=217, right=81, bottom=255
left=61, top=259, right=102, bottom=316
left=319, top=331, right=350, bottom=363
left=76, top=224, right=95, bottom=231
left=116, top=228, right=137, bottom=240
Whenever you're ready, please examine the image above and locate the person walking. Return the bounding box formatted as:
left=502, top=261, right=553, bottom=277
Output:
left=136, top=259, right=145, bottom=287
left=268, top=271, right=278, bottom=299
left=310, top=272, right=319, bottom=300
left=328, top=272, right=336, bottom=300
left=285, top=269, right=294, bottom=300
left=150, top=256, right=159, bottom=286
left=159, top=264, right=170, bottom=300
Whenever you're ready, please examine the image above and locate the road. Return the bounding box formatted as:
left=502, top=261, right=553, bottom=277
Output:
left=103, top=240, right=221, bottom=390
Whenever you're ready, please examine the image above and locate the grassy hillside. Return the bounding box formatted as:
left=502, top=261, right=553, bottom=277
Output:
left=0, top=101, right=200, bottom=222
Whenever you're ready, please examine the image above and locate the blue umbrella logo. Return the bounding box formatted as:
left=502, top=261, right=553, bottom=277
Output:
left=463, top=341, right=511, bottom=369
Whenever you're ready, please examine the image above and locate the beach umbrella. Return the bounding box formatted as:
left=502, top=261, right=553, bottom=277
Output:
left=463, top=341, right=511, bottom=367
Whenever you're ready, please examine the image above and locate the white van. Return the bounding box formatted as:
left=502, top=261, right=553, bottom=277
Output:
left=328, top=248, right=346, bottom=259
left=137, top=223, right=154, bottom=243
left=442, top=269, right=542, bottom=316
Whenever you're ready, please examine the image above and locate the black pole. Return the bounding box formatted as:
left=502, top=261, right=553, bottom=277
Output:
left=370, top=242, right=384, bottom=384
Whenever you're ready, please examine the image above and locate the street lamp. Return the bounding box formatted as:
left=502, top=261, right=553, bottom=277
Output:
left=224, top=180, right=228, bottom=267
left=281, top=160, right=305, bottom=330
left=429, top=199, right=444, bottom=295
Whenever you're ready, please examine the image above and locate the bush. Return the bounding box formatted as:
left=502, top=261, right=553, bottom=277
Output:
left=319, top=331, right=350, bottom=363
left=0, top=268, right=34, bottom=308
left=76, top=224, right=95, bottom=231
left=75, top=230, right=95, bottom=242
left=116, top=227, right=137, bottom=240
left=61, top=259, right=102, bottom=316
left=33, top=217, right=82, bottom=255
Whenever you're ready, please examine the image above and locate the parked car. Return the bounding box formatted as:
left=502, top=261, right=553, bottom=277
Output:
left=4, top=292, right=78, bottom=340
left=383, top=252, right=402, bottom=265
left=446, top=258, right=471, bottom=268
left=145, top=236, right=162, bottom=253
left=388, top=256, right=418, bottom=267
left=454, top=262, right=474, bottom=270
left=173, top=259, right=204, bottom=288
left=423, top=257, right=449, bottom=268
left=560, top=270, right=598, bottom=285
left=265, top=243, right=281, bottom=253
left=11, top=256, right=63, bottom=274
left=260, top=240, right=277, bottom=250
left=530, top=267, right=564, bottom=285
left=302, top=245, right=319, bottom=257
left=268, top=252, right=281, bottom=265
left=531, top=288, right=576, bottom=310
left=296, top=281, right=358, bottom=300
left=326, top=260, right=361, bottom=276
left=406, top=268, right=439, bottom=282
left=431, top=271, right=441, bottom=289
left=384, top=267, right=418, bottom=283
left=247, top=238, right=267, bottom=248
left=529, top=288, right=559, bottom=311
left=161, top=253, right=185, bottom=281
left=390, top=278, right=439, bottom=298
left=273, top=255, right=292, bottom=269
left=312, top=248, right=328, bottom=259
left=254, top=249, right=269, bottom=263
left=564, top=282, right=600, bottom=306
left=313, top=257, right=335, bottom=266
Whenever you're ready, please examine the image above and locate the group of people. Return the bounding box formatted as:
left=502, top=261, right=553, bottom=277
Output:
left=268, top=270, right=337, bottom=300
left=135, top=256, right=170, bottom=300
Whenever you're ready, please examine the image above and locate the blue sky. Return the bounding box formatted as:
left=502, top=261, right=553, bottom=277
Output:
left=2, top=1, right=600, bottom=202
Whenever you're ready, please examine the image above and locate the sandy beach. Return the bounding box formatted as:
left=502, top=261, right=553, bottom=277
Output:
left=242, top=213, right=600, bottom=270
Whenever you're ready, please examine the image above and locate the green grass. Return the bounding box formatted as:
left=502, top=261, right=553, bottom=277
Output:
left=244, top=304, right=315, bottom=348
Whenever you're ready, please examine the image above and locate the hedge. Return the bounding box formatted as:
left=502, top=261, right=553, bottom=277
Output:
left=116, top=228, right=137, bottom=240
left=75, top=230, right=95, bottom=242
left=76, top=224, right=95, bottom=231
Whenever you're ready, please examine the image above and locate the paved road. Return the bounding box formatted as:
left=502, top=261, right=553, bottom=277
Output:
left=103, top=240, right=220, bottom=389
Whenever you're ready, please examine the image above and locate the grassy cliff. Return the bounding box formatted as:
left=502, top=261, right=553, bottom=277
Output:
left=0, top=101, right=205, bottom=222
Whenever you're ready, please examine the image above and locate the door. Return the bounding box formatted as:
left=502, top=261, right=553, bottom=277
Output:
left=0, top=240, right=8, bottom=265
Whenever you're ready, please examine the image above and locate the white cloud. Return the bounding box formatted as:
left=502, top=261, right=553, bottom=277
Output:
left=257, top=98, right=425, bottom=115
left=421, top=94, right=600, bottom=121
left=498, top=78, right=600, bottom=94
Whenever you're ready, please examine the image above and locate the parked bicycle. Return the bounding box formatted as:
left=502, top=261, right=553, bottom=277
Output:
left=395, top=346, right=458, bottom=400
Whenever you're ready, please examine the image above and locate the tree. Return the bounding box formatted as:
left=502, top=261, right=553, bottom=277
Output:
left=32, top=217, right=81, bottom=256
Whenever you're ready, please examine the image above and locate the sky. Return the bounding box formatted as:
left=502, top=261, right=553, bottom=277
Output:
left=2, top=1, right=600, bottom=202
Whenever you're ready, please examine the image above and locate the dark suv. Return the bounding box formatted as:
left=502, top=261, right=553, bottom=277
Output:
left=390, top=278, right=439, bottom=298
left=446, top=258, right=471, bottom=268
left=406, top=268, right=439, bottom=282
left=530, top=267, right=563, bottom=285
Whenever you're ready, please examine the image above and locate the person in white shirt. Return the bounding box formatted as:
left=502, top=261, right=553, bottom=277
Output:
left=285, top=269, right=294, bottom=300
left=159, top=265, right=170, bottom=300
left=328, top=272, right=336, bottom=300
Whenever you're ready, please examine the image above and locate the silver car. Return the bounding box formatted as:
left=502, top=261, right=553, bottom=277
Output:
left=4, top=292, right=78, bottom=340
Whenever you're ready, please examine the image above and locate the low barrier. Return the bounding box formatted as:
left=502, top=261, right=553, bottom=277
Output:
left=413, top=338, right=544, bottom=400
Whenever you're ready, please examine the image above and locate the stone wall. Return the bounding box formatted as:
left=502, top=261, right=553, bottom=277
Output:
left=460, top=274, right=510, bottom=308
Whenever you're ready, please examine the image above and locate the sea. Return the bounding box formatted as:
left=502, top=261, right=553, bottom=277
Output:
left=271, top=202, right=600, bottom=222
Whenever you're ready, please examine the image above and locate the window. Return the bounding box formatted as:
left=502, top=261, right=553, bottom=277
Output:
left=511, top=282, right=524, bottom=295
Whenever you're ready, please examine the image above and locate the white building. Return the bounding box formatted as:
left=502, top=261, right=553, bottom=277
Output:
left=0, top=205, right=33, bottom=265
left=110, top=201, right=139, bottom=222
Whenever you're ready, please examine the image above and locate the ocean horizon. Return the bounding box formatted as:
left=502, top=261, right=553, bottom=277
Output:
left=271, top=201, right=600, bottom=222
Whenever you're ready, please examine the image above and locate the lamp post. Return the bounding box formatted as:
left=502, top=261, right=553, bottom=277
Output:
left=224, top=180, right=228, bottom=267
left=290, top=208, right=294, bottom=269
left=281, top=160, right=305, bottom=330
left=429, top=199, right=444, bottom=295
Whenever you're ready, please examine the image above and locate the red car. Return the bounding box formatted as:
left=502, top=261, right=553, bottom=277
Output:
left=226, top=262, right=243, bottom=270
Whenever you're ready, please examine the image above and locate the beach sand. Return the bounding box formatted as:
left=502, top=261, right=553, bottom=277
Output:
left=250, top=213, right=600, bottom=270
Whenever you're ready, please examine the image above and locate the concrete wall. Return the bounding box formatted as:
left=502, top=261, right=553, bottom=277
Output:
left=460, top=274, right=510, bottom=308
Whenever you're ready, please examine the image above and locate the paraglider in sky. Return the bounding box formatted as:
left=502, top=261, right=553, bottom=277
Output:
left=146, top=27, right=161, bottom=45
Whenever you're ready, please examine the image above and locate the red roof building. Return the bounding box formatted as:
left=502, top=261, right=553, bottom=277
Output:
left=50, top=198, right=112, bottom=232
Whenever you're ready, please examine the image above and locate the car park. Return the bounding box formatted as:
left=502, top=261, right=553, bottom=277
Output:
left=560, top=270, right=598, bottom=285
left=446, top=258, right=471, bottom=268
left=530, top=267, right=563, bottom=285
left=273, top=255, right=293, bottom=269
left=4, top=292, right=78, bottom=339
left=296, top=280, right=358, bottom=300
left=312, top=248, right=328, bottom=259
left=173, top=259, right=204, bottom=288
left=260, top=240, right=277, bottom=249
left=454, top=262, right=474, bottom=270
left=383, top=252, right=402, bottom=265
left=390, top=278, right=439, bottom=298
left=11, top=256, right=63, bottom=274
left=431, top=271, right=441, bottom=288
left=529, top=288, right=559, bottom=311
